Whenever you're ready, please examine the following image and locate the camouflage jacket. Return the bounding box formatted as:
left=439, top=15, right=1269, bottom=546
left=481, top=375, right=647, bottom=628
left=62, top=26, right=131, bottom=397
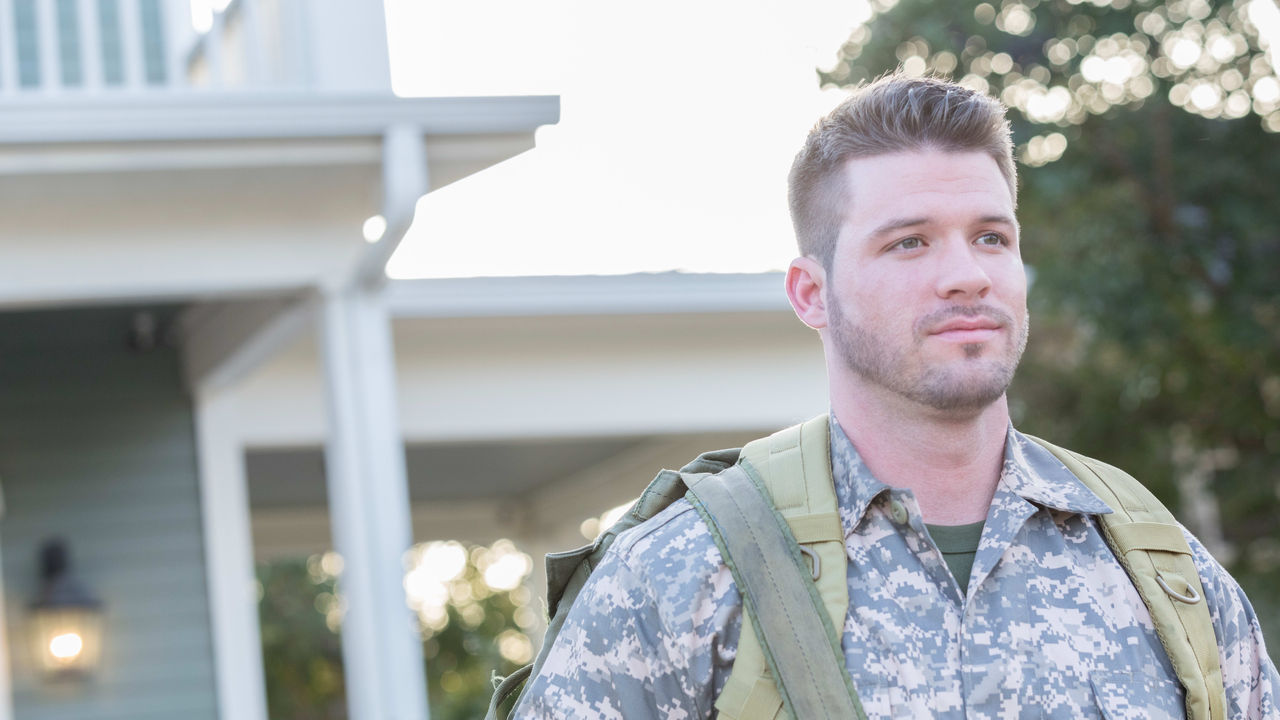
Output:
left=514, top=419, right=1279, bottom=719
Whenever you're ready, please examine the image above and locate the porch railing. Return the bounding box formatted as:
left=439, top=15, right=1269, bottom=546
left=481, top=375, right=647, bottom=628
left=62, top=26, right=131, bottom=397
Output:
left=0, top=0, right=191, bottom=94
left=0, top=0, right=390, bottom=98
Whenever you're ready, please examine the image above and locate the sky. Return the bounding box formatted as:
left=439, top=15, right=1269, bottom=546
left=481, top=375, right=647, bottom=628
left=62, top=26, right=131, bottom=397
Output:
left=381, top=0, right=870, bottom=278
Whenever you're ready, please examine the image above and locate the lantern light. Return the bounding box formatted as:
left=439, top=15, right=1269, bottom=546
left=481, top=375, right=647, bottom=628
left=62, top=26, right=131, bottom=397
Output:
left=30, top=539, right=103, bottom=678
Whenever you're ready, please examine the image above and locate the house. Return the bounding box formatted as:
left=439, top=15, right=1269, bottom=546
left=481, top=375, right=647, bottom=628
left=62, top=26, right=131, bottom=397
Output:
left=0, top=2, right=824, bottom=718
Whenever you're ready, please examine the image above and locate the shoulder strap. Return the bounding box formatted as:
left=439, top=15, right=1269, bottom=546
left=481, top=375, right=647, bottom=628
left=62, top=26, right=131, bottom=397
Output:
left=1027, top=436, right=1227, bottom=720
left=686, top=458, right=863, bottom=720
left=740, top=415, right=846, bottom=635
left=698, top=415, right=863, bottom=720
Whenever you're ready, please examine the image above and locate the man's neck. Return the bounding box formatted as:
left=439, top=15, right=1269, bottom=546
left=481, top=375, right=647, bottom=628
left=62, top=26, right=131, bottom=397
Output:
left=831, top=383, right=1010, bottom=525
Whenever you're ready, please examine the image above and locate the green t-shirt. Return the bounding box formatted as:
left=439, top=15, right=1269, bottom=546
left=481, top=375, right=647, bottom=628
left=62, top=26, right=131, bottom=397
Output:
left=924, top=520, right=985, bottom=597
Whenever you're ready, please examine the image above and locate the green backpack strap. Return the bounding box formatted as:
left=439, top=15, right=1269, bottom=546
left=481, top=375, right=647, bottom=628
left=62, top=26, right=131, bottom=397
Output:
left=686, top=457, right=862, bottom=720
left=485, top=451, right=740, bottom=720
left=1027, top=436, right=1227, bottom=720
left=698, top=415, right=864, bottom=720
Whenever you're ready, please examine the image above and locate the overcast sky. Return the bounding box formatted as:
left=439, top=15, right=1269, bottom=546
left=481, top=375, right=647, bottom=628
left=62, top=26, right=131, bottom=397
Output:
left=381, top=0, right=869, bottom=278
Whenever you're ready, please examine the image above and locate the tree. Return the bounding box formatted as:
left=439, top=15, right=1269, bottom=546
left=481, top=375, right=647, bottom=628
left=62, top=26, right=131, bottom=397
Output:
left=407, top=540, right=536, bottom=720
left=829, top=0, right=1280, bottom=648
left=257, top=540, right=535, bottom=719
left=258, top=556, right=346, bottom=720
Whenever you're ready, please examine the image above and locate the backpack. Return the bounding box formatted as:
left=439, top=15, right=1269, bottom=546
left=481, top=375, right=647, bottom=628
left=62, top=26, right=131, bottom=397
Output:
left=487, top=415, right=1226, bottom=720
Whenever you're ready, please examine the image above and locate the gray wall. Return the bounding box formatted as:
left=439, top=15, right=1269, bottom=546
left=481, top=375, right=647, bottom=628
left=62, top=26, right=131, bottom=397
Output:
left=0, top=308, right=217, bottom=720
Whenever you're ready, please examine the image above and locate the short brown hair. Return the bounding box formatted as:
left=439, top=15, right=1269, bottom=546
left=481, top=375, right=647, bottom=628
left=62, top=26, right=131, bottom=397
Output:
left=788, top=74, right=1017, bottom=267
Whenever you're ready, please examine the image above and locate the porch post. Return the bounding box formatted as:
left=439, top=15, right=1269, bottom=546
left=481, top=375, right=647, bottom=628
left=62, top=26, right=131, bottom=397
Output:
left=318, top=288, right=429, bottom=720
left=193, top=387, right=269, bottom=720
left=0, top=489, right=13, bottom=720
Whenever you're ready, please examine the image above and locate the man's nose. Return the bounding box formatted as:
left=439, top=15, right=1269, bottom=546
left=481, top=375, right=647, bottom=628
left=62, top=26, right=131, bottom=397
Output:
left=934, top=241, right=991, bottom=299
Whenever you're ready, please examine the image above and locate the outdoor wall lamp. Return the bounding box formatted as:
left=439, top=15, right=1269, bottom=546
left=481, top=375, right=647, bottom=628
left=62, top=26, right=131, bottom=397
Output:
left=30, top=538, right=103, bottom=677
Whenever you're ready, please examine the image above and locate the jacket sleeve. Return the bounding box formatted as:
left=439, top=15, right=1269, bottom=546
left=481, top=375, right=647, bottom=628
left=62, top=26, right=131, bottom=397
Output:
left=512, top=500, right=741, bottom=720
left=1183, top=528, right=1280, bottom=719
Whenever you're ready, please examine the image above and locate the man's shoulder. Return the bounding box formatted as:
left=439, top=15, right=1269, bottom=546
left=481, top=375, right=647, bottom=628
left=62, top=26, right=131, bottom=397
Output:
left=580, top=495, right=742, bottom=639
left=609, top=496, right=723, bottom=577
left=516, top=493, right=743, bottom=719
left=1025, top=434, right=1280, bottom=711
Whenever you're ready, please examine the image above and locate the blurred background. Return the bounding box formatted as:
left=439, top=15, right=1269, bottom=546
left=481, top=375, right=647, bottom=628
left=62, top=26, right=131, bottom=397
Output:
left=0, top=0, right=1275, bottom=718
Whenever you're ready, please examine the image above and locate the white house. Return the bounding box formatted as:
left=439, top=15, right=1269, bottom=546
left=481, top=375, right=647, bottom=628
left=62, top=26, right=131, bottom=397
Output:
left=0, top=2, right=826, bottom=719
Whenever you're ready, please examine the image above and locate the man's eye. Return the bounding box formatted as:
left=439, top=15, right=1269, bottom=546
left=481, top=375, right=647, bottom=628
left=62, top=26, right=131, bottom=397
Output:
left=975, top=233, right=1006, bottom=246
left=895, top=237, right=924, bottom=250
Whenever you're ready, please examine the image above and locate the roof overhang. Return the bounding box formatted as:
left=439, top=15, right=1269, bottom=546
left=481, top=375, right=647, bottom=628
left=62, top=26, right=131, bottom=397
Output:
left=0, top=93, right=560, bottom=310
left=385, top=271, right=791, bottom=318
left=0, top=93, right=559, bottom=178
left=0, top=93, right=560, bottom=144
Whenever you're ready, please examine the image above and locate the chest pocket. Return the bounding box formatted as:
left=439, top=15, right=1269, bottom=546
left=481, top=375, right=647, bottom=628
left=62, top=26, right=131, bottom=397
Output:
left=1090, top=670, right=1186, bottom=720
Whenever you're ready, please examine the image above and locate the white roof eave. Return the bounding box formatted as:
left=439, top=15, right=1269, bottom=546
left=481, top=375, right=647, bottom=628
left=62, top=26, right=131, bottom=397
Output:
left=385, top=272, right=791, bottom=319
left=0, top=92, right=560, bottom=145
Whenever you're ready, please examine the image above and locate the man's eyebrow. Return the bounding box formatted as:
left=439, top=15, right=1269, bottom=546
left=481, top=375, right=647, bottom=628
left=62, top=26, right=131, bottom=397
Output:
left=979, top=214, right=1019, bottom=227
left=866, top=214, right=1019, bottom=237
left=867, top=217, right=929, bottom=237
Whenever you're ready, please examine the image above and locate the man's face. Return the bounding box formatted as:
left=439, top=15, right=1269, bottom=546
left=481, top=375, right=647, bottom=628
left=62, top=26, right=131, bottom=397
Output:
left=823, top=150, right=1028, bottom=415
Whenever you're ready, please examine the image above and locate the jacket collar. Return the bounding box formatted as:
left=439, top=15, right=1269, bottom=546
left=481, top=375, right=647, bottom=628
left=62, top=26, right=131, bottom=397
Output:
left=828, top=414, right=1113, bottom=532
left=1000, top=429, right=1114, bottom=515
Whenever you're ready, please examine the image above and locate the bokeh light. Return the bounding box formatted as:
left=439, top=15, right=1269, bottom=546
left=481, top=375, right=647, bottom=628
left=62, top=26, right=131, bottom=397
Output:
left=825, top=0, right=1280, bottom=164
left=402, top=539, right=533, bottom=637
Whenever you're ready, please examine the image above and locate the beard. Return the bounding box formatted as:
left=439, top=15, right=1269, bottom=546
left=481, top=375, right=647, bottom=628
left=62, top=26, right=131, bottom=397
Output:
left=828, top=297, right=1029, bottom=415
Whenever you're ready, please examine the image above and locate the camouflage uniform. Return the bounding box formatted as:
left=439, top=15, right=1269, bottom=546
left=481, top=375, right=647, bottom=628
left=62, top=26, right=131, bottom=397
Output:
left=514, top=418, right=1279, bottom=719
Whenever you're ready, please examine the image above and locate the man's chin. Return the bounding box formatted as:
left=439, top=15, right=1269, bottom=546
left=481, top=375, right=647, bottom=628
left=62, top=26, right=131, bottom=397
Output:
left=910, top=366, right=1014, bottom=415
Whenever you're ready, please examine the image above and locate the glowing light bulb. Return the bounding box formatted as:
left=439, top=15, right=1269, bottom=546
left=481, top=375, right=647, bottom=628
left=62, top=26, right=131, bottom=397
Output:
left=49, top=633, right=83, bottom=660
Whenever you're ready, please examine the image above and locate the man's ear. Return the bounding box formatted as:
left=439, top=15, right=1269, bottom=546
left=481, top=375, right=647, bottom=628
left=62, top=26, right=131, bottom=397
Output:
left=786, top=256, right=828, bottom=329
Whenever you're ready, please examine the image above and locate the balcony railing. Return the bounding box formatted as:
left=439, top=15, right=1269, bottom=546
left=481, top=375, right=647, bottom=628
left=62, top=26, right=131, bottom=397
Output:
left=0, top=0, right=187, bottom=94
left=0, top=0, right=392, bottom=97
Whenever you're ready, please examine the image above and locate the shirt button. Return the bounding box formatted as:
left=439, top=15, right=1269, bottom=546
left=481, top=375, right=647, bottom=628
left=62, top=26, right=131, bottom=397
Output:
left=889, top=499, right=909, bottom=525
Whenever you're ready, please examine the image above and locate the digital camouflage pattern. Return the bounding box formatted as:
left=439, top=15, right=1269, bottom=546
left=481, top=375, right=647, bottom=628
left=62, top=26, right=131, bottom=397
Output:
left=514, top=418, right=1279, bottom=719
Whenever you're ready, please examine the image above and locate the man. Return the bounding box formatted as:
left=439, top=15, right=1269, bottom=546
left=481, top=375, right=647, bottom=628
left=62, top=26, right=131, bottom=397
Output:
left=512, top=75, right=1279, bottom=718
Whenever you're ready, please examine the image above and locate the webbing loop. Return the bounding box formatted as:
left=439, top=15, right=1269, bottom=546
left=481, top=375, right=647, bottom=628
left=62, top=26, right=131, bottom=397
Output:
left=1157, top=573, right=1203, bottom=604
left=798, top=545, right=820, bottom=580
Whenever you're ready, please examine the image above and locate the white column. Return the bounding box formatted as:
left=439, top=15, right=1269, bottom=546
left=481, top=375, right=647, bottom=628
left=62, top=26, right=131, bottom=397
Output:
left=298, top=2, right=391, bottom=92
left=237, top=0, right=264, bottom=87
left=118, top=0, right=143, bottom=88
left=162, top=0, right=192, bottom=86
left=194, top=387, right=270, bottom=720
left=0, top=0, right=19, bottom=93
left=203, top=3, right=225, bottom=87
left=35, top=0, right=61, bottom=92
left=279, top=0, right=310, bottom=88
left=0, top=483, right=14, bottom=720
left=319, top=288, right=429, bottom=720
left=77, top=0, right=102, bottom=89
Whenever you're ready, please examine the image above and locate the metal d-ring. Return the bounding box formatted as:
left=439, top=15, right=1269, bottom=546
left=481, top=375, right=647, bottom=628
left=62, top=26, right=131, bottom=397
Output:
left=798, top=546, right=821, bottom=580
left=1156, top=573, right=1202, bottom=604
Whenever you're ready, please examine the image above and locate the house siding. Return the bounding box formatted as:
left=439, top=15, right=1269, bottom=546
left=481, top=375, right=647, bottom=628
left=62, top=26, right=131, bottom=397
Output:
left=0, top=309, right=217, bottom=720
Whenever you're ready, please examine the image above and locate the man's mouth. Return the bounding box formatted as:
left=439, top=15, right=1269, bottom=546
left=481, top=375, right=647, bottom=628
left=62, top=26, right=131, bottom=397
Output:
left=925, top=315, right=1004, bottom=343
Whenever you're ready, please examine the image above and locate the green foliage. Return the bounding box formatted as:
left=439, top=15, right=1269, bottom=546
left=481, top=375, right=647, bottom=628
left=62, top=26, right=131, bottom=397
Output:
left=258, top=559, right=346, bottom=720
left=829, top=0, right=1280, bottom=134
left=832, top=0, right=1280, bottom=651
left=256, top=542, right=533, bottom=720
